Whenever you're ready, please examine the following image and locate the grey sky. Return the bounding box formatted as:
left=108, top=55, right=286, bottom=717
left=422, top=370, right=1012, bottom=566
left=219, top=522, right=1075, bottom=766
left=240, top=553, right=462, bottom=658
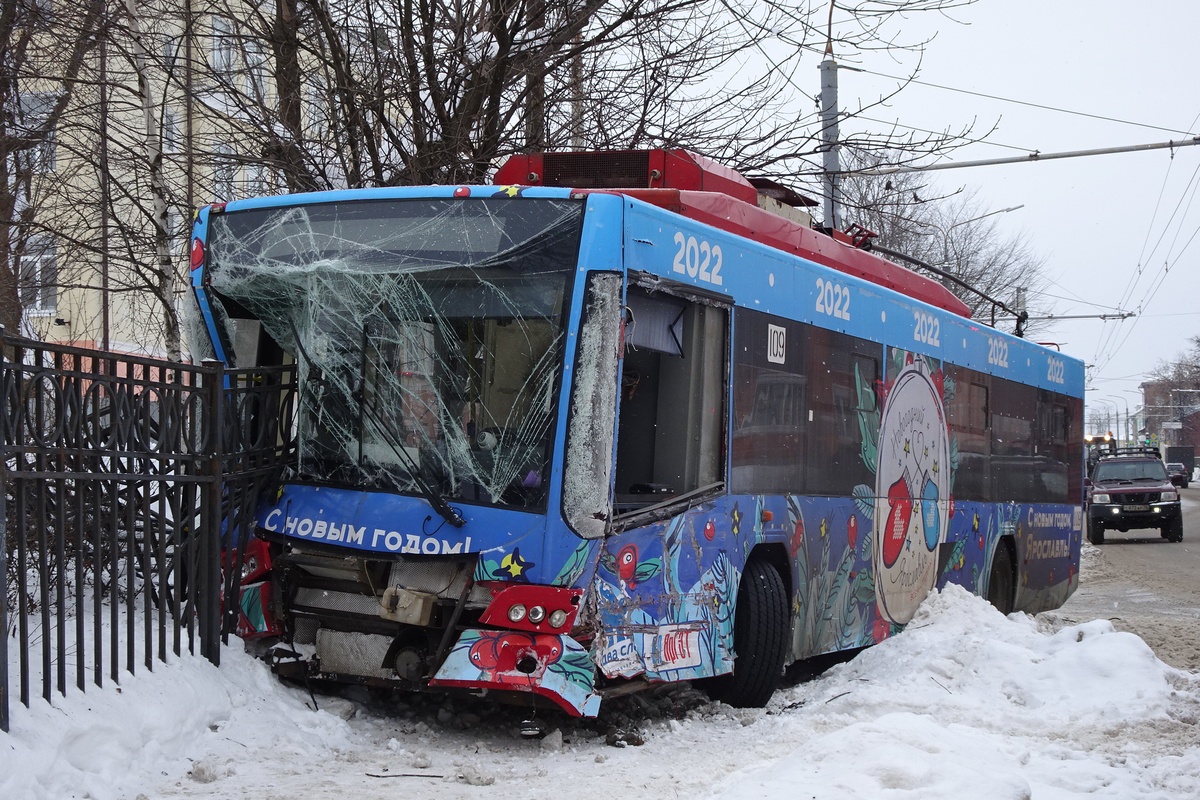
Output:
left=832, top=0, right=1200, bottom=422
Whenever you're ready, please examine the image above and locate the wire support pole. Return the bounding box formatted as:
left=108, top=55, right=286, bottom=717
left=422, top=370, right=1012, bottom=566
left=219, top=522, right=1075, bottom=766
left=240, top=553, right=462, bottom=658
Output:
left=849, top=136, right=1200, bottom=175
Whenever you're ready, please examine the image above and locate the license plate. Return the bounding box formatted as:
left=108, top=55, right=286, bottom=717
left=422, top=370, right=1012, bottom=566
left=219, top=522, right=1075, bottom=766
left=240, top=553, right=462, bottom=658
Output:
left=1122, top=504, right=1149, bottom=512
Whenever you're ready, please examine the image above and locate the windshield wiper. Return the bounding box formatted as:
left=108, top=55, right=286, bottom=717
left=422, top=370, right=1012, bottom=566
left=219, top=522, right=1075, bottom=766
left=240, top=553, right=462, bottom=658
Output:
left=356, top=321, right=465, bottom=528
left=289, top=318, right=465, bottom=529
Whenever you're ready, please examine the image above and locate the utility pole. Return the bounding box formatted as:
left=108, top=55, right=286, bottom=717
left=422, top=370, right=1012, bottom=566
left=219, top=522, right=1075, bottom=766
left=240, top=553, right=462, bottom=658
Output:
left=818, top=2, right=841, bottom=231
left=818, top=52, right=841, bottom=232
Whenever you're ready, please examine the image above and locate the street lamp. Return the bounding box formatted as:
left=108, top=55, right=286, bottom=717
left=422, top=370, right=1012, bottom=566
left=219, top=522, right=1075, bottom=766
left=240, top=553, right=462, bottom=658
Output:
left=1089, top=398, right=1117, bottom=438
left=929, top=205, right=1025, bottom=261
left=1117, top=388, right=1145, bottom=444
left=1103, top=395, right=1129, bottom=445
left=922, top=205, right=1026, bottom=292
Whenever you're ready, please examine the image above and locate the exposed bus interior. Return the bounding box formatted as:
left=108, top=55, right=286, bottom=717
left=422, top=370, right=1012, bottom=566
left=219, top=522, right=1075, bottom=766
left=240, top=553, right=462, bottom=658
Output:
left=612, top=284, right=728, bottom=523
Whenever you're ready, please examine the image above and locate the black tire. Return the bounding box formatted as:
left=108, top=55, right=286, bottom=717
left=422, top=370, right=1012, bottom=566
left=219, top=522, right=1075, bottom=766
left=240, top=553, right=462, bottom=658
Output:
left=1165, top=516, right=1184, bottom=543
left=1087, top=521, right=1104, bottom=546
left=986, top=541, right=1015, bottom=615
left=703, top=558, right=789, bottom=708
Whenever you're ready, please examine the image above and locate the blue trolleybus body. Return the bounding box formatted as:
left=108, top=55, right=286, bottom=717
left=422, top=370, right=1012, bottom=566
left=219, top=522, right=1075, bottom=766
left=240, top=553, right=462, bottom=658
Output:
left=191, top=152, right=1084, bottom=717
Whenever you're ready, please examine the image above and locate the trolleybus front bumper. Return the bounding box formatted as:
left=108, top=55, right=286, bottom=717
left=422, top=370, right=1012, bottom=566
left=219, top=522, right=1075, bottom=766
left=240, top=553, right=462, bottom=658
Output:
left=428, top=629, right=601, bottom=717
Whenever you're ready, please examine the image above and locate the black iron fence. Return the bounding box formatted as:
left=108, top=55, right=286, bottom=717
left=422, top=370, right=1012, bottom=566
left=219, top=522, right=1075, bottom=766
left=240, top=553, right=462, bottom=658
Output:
left=0, top=332, right=296, bottom=732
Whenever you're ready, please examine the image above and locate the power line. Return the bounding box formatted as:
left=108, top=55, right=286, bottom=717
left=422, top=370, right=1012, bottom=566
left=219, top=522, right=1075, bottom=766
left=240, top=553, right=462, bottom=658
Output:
left=1095, top=159, right=1200, bottom=370
left=1093, top=105, right=1200, bottom=378
left=851, top=115, right=1033, bottom=153
left=857, top=68, right=1198, bottom=137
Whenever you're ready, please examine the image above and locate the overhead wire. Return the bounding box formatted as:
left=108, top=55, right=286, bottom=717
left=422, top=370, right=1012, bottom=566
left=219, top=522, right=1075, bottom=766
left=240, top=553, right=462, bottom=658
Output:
left=1084, top=106, right=1200, bottom=368
left=810, top=43, right=1200, bottom=383
left=1090, top=157, right=1180, bottom=369
left=1092, top=141, right=1200, bottom=370
left=857, top=68, right=1200, bottom=137
left=1092, top=172, right=1200, bottom=372
left=851, top=115, right=1032, bottom=152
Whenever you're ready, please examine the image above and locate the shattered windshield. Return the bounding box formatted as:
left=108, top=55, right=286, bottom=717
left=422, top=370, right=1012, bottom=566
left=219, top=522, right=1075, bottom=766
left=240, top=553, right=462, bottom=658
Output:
left=206, top=197, right=583, bottom=510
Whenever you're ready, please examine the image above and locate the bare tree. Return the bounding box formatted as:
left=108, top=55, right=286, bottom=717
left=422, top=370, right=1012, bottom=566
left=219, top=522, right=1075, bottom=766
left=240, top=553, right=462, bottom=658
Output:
left=1148, top=336, right=1200, bottom=388
left=7, top=0, right=990, bottom=354
left=839, top=149, right=1049, bottom=332
left=195, top=0, right=986, bottom=193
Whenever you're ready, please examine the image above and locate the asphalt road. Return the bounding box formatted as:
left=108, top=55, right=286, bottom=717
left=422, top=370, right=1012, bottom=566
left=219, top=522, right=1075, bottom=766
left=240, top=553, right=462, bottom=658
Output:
left=1047, top=487, right=1200, bottom=672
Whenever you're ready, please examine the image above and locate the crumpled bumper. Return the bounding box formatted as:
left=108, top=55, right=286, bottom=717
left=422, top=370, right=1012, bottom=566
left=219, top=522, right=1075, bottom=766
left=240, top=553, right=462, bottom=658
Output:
left=428, top=629, right=601, bottom=717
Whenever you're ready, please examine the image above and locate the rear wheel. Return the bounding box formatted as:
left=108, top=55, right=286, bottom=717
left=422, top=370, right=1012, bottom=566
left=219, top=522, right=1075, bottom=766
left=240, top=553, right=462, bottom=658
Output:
left=703, top=558, right=789, bottom=708
left=986, top=541, right=1015, bottom=615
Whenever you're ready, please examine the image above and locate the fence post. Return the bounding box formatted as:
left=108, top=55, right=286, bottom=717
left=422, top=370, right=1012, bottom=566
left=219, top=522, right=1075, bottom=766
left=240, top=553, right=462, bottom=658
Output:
left=201, top=359, right=225, bottom=666
left=0, top=327, right=9, bottom=732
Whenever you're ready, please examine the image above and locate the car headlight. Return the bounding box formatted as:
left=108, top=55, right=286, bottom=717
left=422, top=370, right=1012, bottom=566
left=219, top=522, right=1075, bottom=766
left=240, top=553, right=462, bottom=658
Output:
left=1161, top=491, right=1178, bottom=502
left=1092, top=493, right=1110, bottom=503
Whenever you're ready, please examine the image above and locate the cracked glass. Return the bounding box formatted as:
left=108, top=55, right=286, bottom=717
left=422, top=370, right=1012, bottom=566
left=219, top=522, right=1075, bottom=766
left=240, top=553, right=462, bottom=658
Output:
left=205, top=196, right=583, bottom=511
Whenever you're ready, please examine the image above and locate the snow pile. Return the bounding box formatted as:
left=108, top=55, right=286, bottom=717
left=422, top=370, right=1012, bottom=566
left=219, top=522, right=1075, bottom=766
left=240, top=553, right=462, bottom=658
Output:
left=0, top=647, right=355, bottom=800
left=2, top=585, right=1197, bottom=799
left=716, top=585, right=1200, bottom=799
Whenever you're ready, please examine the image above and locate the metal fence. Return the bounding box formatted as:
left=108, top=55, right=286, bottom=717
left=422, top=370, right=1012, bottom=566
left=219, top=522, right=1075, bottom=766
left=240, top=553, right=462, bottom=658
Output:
left=0, top=332, right=296, bottom=732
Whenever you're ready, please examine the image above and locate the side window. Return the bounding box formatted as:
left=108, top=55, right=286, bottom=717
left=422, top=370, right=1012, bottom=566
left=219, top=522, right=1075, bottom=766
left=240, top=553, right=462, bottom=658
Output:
left=18, top=93, right=56, bottom=173
left=211, top=16, right=235, bottom=76
left=19, top=236, right=58, bottom=316
left=991, top=377, right=1037, bottom=501
left=1033, top=392, right=1074, bottom=503
left=946, top=369, right=989, bottom=501
left=613, top=284, right=727, bottom=520
left=730, top=309, right=807, bottom=494
left=805, top=327, right=878, bottom=496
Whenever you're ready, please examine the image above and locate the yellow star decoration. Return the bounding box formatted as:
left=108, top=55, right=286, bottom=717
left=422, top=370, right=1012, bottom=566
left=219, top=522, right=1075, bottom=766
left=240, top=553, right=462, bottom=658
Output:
left=500, top=548, right=533, bottom=579
left=497, top=185, right=521, bottom=197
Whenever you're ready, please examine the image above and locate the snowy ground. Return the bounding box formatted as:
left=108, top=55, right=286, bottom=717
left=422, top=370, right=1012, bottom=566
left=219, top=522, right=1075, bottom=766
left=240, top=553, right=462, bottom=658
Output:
left=3, top=577, right=1199, bottom=799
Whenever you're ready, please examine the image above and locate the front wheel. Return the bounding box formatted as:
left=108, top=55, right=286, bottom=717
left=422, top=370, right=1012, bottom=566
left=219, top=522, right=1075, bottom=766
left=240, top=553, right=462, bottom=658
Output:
left=1087, top=521, right=1105, bottom=546
left=1164, top=516, right=1184, bottom=543
left=703, top=558, right=789, bottom=708
left=986, top=541, right=1015, bottom=615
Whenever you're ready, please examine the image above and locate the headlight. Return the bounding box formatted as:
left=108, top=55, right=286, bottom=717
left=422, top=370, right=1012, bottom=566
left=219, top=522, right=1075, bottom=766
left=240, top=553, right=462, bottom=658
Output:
left=1092, top=493, right=1110, bottom=503
left=1161, top=491, right=1179, bottom=502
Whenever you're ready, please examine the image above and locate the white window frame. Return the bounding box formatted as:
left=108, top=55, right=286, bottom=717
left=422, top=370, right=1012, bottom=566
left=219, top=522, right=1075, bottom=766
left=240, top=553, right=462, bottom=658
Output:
left=211, top=16, right=235, bottom=76
left=19, top=237, right=58, bottom=316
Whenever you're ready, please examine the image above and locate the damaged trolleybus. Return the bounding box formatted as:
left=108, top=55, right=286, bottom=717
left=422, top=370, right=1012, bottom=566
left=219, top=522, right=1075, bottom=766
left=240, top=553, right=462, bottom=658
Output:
left=190, top=150, right=1084, bottom=717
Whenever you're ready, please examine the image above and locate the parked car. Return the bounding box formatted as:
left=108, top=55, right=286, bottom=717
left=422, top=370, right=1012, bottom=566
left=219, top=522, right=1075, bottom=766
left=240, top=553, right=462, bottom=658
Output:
left=1086, top=449, right=1183, bottom=544
left=1167, top=462, right=1190, bottom=488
